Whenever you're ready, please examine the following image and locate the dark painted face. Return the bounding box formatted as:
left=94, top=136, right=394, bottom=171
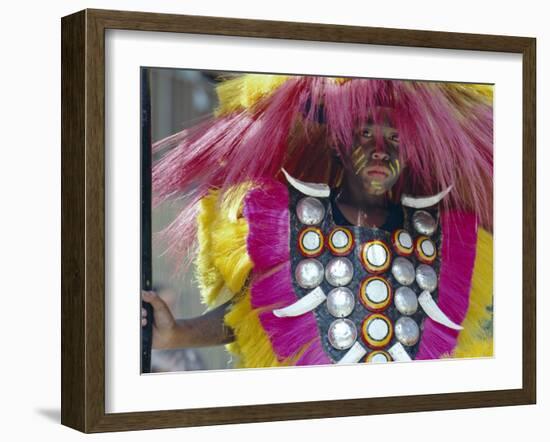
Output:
left=344, top=113, right=404, bottom=196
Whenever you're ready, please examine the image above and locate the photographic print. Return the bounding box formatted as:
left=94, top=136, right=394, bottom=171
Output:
left=140, top=68, right=494, bottom=373
left=61, top=10, right=535, bottom=431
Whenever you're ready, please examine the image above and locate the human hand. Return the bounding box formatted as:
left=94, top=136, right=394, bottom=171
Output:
left=141, top=290, right=178, bottom=350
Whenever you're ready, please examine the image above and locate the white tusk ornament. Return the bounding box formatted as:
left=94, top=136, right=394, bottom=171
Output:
left=272, top=286, right=327, bottom=318
left=418, top=290, right=463, bottom=330
left=401, top=186, right=453, bottom=208
left=204, top=285, right=235, bottom=312
left=337, top=342, right=367, bottom=364
left=282, top=168, right=331, bottom=197
left=388, top=342, right=412, bottom=361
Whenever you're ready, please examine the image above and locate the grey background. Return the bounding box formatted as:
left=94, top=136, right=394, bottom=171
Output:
left=149, top=68, right=234, bottom=372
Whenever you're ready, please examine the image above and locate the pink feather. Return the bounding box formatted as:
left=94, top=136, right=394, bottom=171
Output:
left=243, top=179, right=330, bottom=365
left=152, top=77, right=492, bottom=269
left=416, top=210, right=478, bottom=359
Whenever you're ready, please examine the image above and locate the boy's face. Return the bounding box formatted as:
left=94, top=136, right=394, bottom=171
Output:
left=344, top=111, right=403, bottom=196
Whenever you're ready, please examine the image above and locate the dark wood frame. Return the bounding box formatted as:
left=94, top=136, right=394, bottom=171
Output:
left=61, top=8, right=536, bottom=433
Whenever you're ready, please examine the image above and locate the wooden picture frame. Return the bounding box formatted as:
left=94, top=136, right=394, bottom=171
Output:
left=61, top=8, right=536, bottom=433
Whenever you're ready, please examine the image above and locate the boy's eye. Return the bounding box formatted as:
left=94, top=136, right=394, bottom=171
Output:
left=390, top=133, right=399, bottom=142
left=361, top=129, right=372, bottom=137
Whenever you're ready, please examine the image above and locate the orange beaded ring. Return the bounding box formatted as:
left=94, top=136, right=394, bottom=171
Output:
left=415, top=235, right=437, bottom=264
left=359, top=276, right=393, bottom=312
left=361, top=313, right=393, bottom=349
left=327, top=227, right=354, bottom=256
left=360, top=240, right=391, bottom=274
left=297, top=227, right=324, bottom=258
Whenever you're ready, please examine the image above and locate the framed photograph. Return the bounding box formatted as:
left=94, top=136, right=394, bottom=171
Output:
left=61, top=8, right=536, bottom=433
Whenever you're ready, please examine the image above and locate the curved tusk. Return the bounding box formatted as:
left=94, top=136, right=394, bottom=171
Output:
left=401, top=185, right=453, bottom=208
left=282, top=168, right=330, bottom=197
left=273, top=286, right=326, bottom=318
left=418, top=291, right=463, bottom=330
left=337, top=342, right=367, bottom=364
left=204, top=285, right=235, bottom=312
left=388, top=342, right=412, bottom=361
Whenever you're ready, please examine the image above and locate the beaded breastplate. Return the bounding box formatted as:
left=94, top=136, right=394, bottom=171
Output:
left=281, top=178, right=447, bottom=364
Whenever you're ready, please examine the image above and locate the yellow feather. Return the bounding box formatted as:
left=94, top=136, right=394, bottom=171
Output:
left=219, top=181, right=254, bottom=222
left=224, top=290, right=284, bottom=368
left=331, top=77, right=352, bottom=84
left=195, top=183, right=317, bottom=366
left=211, top=218, right=252, bottom=294
left=446, top=83, right=493, bottom=104
left=214, top=74, right=492, bottom=118
left=215, top=74, right=290, bottom=116
left=196, top=185, right=290, bottom=366
left=470, top=84, right=493, bottom=100
left=195, top=187, right=253, bottom=306
left=452, top=339, right=493, bottom=359
left=195, top=192, right=226, bottom=306
left=224, top=289, right=316, bottom=368
left=453, top=228, right=493, bottom=358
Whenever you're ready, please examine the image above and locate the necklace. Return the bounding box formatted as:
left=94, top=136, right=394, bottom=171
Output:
left=335, top=192, right=389, bottom=228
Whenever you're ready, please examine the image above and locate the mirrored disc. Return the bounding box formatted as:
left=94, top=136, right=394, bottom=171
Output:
left=327, top=287, right=355, bottom=318
left=416, top=264, right=438, bottom=292
left=391, top=257, right=415, bottom=286
left=361, top=240, right=391, bottom=273
left=421, top=239, right=435, bottom=256
left=412, top=210, right=437, bottom=236
left=302, top=230, right=321, bottom=250
left=360, top=277, right=392, bottom=311
left=328, top=319, right=357, bottom=350
left=361, top=314, right=393, bottom=349
left=392, top=229, right=414, bottom=256
left=325, top=257, right=354, bottom=287
left=394, top=286, right=418, bottom=315
left=395, top=317, right=420, bottom=346
left=296, top=197, right=325, bottom=225
left=295, top=259, right=324, bottom=289
left=327, top=227, right=354, bottom=256
left=332, top=230, right=349, bottom=248
left=298, top=227, right=324, bottom=257
left=367, top=243, right=387, bottom=266
left=366, top=351, right=392, bottom=363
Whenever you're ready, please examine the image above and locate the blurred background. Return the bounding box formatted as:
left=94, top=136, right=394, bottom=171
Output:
left=148, top=67, right=234, bottom=372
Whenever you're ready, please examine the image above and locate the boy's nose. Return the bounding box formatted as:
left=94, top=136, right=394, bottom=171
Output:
left=372, top=151, right=390, bottom=161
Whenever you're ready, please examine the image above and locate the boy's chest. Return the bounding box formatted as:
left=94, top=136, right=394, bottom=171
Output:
left=287, top=185, right=442, bottom=363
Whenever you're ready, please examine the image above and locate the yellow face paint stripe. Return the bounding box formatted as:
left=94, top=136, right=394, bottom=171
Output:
left=352, top=150, right=367, bottom=171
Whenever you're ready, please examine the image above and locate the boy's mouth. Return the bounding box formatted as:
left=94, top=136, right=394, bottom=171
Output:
left=366, top=166, right=390, bottom=179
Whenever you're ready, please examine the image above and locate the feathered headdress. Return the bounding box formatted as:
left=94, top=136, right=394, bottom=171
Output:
left=152, top=74, right=493, bottom=269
